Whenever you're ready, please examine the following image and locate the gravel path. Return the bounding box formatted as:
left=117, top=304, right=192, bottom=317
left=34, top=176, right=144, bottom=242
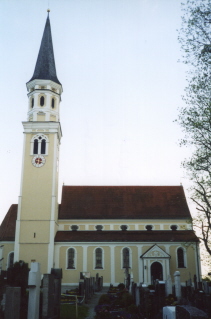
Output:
left=85, top=288, right=107, bottom=319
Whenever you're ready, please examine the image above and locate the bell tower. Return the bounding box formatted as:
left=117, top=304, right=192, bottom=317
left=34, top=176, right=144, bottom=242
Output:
left=14, top=12, right=62, bottom=273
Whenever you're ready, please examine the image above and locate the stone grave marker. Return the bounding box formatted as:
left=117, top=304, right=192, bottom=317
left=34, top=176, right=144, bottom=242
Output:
left=5, top=287, right=21, bottom=319
left=174, top=271, right=181, bottom=300
left=27, top=262, right=41, bottom=319
left=166, top=275, right=173, bottom=296
left=42, top=274, right=54, bottom=319
left=51, top=268, right=62, bottom=318
left=176, top=305, right=208, bottom=319
left=163, top=306, right=175, bottom=319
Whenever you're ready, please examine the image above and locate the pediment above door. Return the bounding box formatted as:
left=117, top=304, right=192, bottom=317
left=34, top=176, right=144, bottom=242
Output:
left=141, top=244, right=170, bottom=259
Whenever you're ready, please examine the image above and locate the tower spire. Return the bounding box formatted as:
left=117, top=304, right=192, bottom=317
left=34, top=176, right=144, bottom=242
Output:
left=28, top=13, right=61, bottom=85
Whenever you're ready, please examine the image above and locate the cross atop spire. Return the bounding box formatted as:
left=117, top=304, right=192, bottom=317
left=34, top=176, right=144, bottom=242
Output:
left=28, top=13, right=61, bottom=85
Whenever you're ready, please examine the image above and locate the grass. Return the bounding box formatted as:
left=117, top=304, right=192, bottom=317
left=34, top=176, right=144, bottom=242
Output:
left=60, top=304, right=89, bottom=319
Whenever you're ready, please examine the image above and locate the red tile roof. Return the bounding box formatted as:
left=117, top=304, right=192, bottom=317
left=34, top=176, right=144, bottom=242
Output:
left=55, top=230, right=199, bottom=242
left=0, top=204, right=17, bottom=241
left=59, top=186, right=191, bottom=220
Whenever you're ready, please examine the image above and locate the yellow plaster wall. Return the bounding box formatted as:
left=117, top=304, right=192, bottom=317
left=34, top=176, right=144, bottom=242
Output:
left=169, top=245, right=196, bottom=282
left=142, top=246, right=152, bottom=255
left=87, top=246, right=93, bottom=270
left=164, top=225, right=170, bottom=230
left=131, top=246, right=138, bottom=280
left=77, top=246, right=83, bottom=271
left=89, top=225, right=95, bottom=230
left=21, top=133, right=57, bottom=220
left=50, top=115, right=56, bottom=121
left=19, top=221, right=50, bottom=243
left=115, top=246, right=125, bottom=284
left=37, top=114, right=45, bottom=121
left=19, top=244, right=48, bottom=273
left=60, top=246, right=83, bottom=283
left=88, top=246, right=111, bottom=283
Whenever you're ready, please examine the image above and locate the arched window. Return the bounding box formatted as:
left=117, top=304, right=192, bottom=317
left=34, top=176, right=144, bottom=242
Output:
left=40, top=96, right=45, bottom=106
left=51, top=98, right=55, bottom=109
left=33, top=139, right=38, bottom=154
left=32, top=134, right=48, bottom=155
left=41, top=139, right=46, bottom=154
left=67, top=248, right=75, bottom=269
left=177, top=247, right=185, bottom=268
left=8, top=252, right=14, bottom=269
left=31, top=97, right=34, bottom=108
left=123, top=248, right=130, bottom=268
left=95, top=248, right=103, bottom=269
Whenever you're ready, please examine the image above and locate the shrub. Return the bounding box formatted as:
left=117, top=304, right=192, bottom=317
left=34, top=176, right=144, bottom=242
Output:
left=98, top=294, right=111, bottom=305
left=127, top=304, right=139, bottom=314
left=121, top=292, right=135, bottom=308
left=117, top=283, right=125, bottom=290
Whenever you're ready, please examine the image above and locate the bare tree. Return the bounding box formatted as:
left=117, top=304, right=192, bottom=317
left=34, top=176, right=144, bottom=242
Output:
left=177, top=0, right=211, bottom=256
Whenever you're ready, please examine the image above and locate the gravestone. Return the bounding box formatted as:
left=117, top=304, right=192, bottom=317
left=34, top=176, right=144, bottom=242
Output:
left=51, top=268, right=62, bottom=318
left=91, top=277, right=95, bottom=296
left=176, top=305, right=208, bottom=319
left=174, top=271, right=181, bottom=300
left=155, top=280, right=166, bottom=310
left=166, top=275, right=173, bottom=296
left=95, top=273, right=99, bottom=291
left=163, top=306, right=175, bottom=319
left=5, top=287, right=21, bottom=319
left=99, top=276, right=103, bottom=290
left=79, top=280, right=85, bottom=296
left=1, top=293, right=6, bottom=312
left=193, top=275, right=197, bottom=290
left=84, top=278, right=89, bottom=303
left=135, top=284, right=140, bottom=306
left=202, top=281, right=209, bottom=294
left=42, top=274, right=54, bottom=319
left=27, top=262, right=41, bottom=319
left=129, top=271, right=134, bottom=292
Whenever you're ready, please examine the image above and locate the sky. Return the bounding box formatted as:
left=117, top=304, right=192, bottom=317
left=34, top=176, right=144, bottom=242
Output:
left=0, top=0, right=194, bottom=225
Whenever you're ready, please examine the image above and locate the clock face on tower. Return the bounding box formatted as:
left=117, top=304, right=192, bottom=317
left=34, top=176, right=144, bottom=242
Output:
left=32, top=155, right=46, bottom=168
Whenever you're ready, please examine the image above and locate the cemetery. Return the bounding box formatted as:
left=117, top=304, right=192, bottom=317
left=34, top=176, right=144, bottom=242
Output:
left=0, top=260, right=211, bottom=319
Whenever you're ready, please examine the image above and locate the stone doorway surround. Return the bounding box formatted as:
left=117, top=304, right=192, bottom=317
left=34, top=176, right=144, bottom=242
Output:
left=140, top=244, right=171, bottom=285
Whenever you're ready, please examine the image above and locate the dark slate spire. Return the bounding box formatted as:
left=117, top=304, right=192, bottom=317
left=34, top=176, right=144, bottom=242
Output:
left=28, top=13, right=61, bottom=85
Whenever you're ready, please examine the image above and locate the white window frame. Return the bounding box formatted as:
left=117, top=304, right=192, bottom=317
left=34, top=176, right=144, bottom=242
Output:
left=93, top=247, right=104, bottom=270
left=30, top=134, right=49, bottom=155
left=176, top=246, right=187, bottom=268
left=66, top=247, right=77, bottom=270
left=121, top=247, right=132, bottom=269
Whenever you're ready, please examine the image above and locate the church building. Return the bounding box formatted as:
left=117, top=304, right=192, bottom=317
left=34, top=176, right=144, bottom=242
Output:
left=0, top=14, right=201, bottom=288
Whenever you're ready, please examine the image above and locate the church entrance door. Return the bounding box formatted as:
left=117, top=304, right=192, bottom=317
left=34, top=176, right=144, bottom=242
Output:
left=151, top=262, right=163, bottom=284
